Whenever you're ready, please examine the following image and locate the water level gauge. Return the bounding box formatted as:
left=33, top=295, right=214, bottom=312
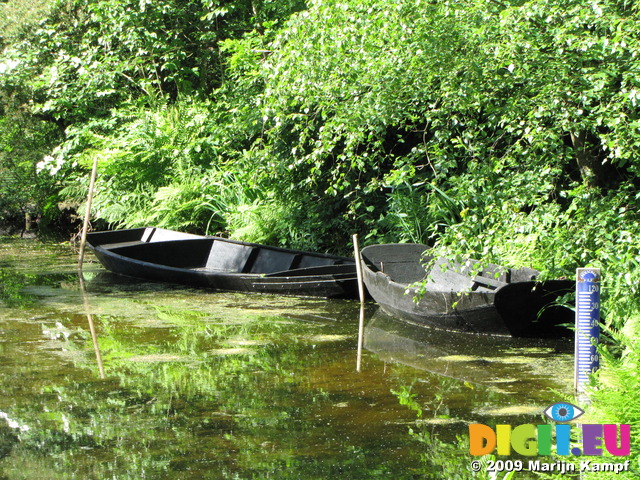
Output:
left=575, top=268, right=601, bottom=393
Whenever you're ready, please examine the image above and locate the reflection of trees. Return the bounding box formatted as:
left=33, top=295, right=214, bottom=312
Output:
left=391, top=379, right=482, bottom=479
left=1, top=240, right=576, bottom=479
left=0, top=265, right=79, bottom=309
left=2, top=241, right=529, bottom=479
left=0, top=269, right=38, bottom=307
left=3, top=300, right=406, bottom=479
left=391, top=379, right=562, bottom=480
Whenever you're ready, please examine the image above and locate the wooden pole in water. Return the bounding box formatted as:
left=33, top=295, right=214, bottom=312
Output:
left=353, top=234, right=366, bottom=372
left=352, top=234, right=366, bottom=304
left=78, top=155, right=99, bottom=270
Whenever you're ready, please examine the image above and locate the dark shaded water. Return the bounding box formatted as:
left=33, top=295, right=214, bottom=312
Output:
left=0, top=237, right=576, bottom=479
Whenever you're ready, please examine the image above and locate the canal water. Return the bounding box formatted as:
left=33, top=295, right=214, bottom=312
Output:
left=0, top=237, right=576, bottom=479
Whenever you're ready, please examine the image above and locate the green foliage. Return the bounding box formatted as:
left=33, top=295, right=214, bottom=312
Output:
left=2, top=0, right=292, bottom=122
left=583, top=315, right=640, bottom=479
left=0, top=90, right=62, bottom=226
left=0, top=0, right=305, bottom=230
left=0, top=0, right=55, bottom=43
left=247, top=0, right=640, bottom=250
left=2, top=0, right=640, bottom=471
left=2, top=0, right=639, bottom=287
left=256, top=0, right=467, bottom=241
left=2, top=0, right=639, bottom=245
left=391, top=385, right=423, bottom=418
left=491, top=0, right=640, bottom=181
left=46, top=101, right=259, bottom=233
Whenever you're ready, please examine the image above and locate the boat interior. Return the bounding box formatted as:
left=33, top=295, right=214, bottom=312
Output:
left=363, top=244, right=430, bottom=284
left=362, top=244, right=538, bottom=292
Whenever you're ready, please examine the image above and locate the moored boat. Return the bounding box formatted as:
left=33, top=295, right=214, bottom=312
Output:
left=86, top=227, right=359, bottom=298
left=359, top=243, right=574, bottom=337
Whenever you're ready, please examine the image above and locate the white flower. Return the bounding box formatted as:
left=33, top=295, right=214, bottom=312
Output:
left=0, top=59, right=19, bottom=75
left=0, top=411, right=29, bottom=432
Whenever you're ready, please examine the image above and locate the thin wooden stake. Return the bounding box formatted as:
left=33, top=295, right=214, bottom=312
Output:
left=353, top=234, right=366, bottom=372
left=352, top=234, right=365, bottom=304
left=78, top=155, right=99, bottom=270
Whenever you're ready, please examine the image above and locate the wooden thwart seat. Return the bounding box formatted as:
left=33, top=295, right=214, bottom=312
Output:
left=204, top=241, right=256, bottom=272
left=471, top=275, right=509, bottom=291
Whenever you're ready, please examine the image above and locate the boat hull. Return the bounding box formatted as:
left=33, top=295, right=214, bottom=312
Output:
left=87, top=228, right=359, bottom=299
left=360, top=243, right=574, bottom=337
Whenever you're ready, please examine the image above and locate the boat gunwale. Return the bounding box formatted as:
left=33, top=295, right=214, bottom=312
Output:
left=87, top=228, right=354, bottom=264
left=92, top=245, right=356, bottom=280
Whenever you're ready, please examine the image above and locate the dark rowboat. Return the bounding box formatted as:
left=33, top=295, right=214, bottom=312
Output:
left=86, top=228, right=359, bottom=298
left=360, top=243, right=574, bottom=337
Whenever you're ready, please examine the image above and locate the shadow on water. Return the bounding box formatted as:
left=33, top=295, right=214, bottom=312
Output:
left=0, top=237, right=580, bottom=479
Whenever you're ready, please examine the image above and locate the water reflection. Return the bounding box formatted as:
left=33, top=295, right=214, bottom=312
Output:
left=356, top=303, right=365, bottom=372
left=364, top=310, right=574, bottom=404
left=79, top=272, right=105, bottom=378
left=0, top=238, right=578, bottom=479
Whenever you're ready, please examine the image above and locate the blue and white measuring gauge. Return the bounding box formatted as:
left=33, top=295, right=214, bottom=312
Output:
left=575, top=268, right=601, bottom=392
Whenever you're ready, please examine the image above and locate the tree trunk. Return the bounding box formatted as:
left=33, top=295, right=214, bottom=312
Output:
left=570, top=130, right=613, bottom=188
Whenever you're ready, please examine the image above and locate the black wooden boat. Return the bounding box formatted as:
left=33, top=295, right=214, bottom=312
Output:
left=359, top=243, right=574, bottom=337
left=86, top=228, right=359, bottom=298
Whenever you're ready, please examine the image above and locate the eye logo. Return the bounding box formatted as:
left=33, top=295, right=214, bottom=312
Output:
left=544, top=402, right=585, bottom=422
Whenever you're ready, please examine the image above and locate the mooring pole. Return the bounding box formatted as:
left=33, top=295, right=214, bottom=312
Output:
left=575, top=268, right=601, bottom=393
left=78, top=155, right=99, bottom=270
left=356, top=304, right=365, bottom=373
left=352, top=234, right=366, bottom=304
left=353, top=234, right=366, bottom=372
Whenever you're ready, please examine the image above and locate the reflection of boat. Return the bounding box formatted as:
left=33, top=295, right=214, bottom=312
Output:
left=360, top=243, right=574, bottom=337
left=364, top=310, right=573, bottom=394
left=87, top=228, right=359, bottom=298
